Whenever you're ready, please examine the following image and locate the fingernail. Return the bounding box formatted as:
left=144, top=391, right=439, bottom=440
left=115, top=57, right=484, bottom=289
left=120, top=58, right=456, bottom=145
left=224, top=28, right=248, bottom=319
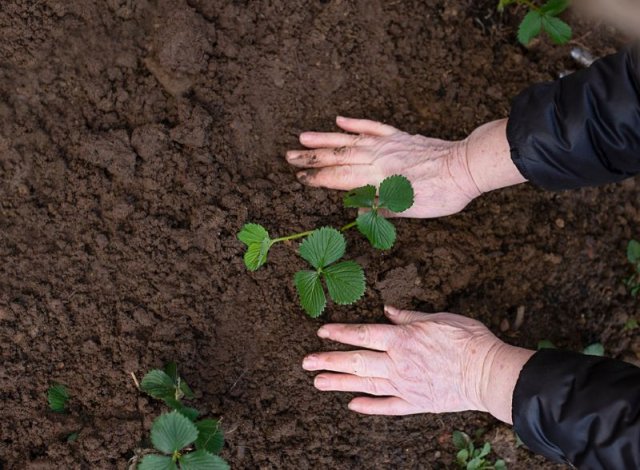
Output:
left=296, top=171, right=308, bottom=183
left=286, top=151, right=299, bottom=161
left=384, top=306, right=398, bottom=316
left=302, top=355, right=317, bottom=369
left=317, top=327, right=330, bottom=338
left=347, top=401, right=357, bottom=411
left=314, top=376, right=327, bottom=389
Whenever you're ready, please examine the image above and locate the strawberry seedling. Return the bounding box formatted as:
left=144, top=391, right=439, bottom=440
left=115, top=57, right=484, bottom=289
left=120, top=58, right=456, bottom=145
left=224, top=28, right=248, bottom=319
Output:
left=498, top=0, right=572, bottom=45
left=48, top=384, right=70, bottom=413
left=452, top=431, right=506, bottom=470
left=137, top=363, right=228, bottom=470
left=238, top=175, right=414, bottom=317
left=625, top=240, right=640, bottom=297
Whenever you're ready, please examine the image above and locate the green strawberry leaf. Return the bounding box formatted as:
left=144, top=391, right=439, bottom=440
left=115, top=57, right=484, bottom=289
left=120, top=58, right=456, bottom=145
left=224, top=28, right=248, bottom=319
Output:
left=628, top=240, right=640, bottom=264
left=478, top=442, right=491, bottom=458
left=137, top=454, right=177, bottom=470
left=180, top=450, right=230, bottom=470
left=378, top=175, right=414, bottom=212
left=343, top=184, right=376, bottom=208
left=179, top=379, right=195, bottom=400
left=238, top=223, right=272, bottom=271
left=541, top=15, right=572, bottom=44
left=164, top=398, right=200, bottom=421
left=541, top=0, right=570, bottom=16
left=243, top=239, right=272, bottom=271
left=323, top=261, right=365, bottom=305
left=237, top=223, right=269, bottom=246
left=299, top=227, right=346, bottom=269
left=141, top=370, right=177, bottom=402
left=150, top=411, right=198, bottom=455
left=195, top=419, right=224, bottom=454
left=467, top=457, right=483, bottom=470
left=294, top=270, right=326, bottom=317
left=356, top=210, right=396, bottom=250
left=583, top=342, right=605, bottom=356
left=517, top=10, right=542, bottom=45
left=48, top=384, right=70, bottom=413
left=456, top=449, right=470, bottom=465
left=537, top=339, right=556, bottom=350
left=494, top=459, right=508, bottom=470
left=452, top=431, right=470, bottom=451
left=164, top=362, right=178, bottom=383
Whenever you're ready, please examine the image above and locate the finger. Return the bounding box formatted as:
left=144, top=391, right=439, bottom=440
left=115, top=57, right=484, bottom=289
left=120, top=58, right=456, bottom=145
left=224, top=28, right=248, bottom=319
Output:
left=314, top=373, right=397, bottom=396
left=298, top=131, right=364, bottom=149
left=348, top=396, right=416, bottom=415
left=384, top=306, right=428, bottom=325
left=296, top=165, right=383, bottom=191
left=302, top=350, right=390, bottom=377
left=317, top=323, right=397, bottom=351
left=286, top=146, right=374, bottom=168
left=336, top=116, right=398, bottom=137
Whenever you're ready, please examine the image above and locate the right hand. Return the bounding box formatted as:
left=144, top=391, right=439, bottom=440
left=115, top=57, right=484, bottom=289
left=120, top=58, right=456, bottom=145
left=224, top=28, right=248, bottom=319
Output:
left=285, top=116, right=482, bottom=218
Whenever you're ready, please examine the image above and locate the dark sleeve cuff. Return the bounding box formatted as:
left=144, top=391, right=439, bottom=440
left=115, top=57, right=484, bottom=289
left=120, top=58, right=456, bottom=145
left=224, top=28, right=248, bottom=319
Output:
left=507, top=45, right=640, bottom=191
left=513, top=349, right=640, bottom=467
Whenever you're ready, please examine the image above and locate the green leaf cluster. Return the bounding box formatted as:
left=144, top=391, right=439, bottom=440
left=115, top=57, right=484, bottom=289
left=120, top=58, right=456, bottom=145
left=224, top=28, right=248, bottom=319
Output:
left=452, top=431, right=506, bottom=470
left=625, top=240, right=640, bottom=297
left=141, top=363, right=199, bottom=420
left=237, top=175, right=415, bottom=317
left=498, top=0, right=572, bottom=45
left=582, top=343, right=604, bottom=357
left=537, top=339, right=605, bottom=357
left=138, top=412, right=228, bottom=470
left=295, top=227, right=365, bottom=317
left=48, top=384, right=70, bottom=413
left=139, top=363, right=227, bottom=470
left=345, top=174, right=414, bottom=249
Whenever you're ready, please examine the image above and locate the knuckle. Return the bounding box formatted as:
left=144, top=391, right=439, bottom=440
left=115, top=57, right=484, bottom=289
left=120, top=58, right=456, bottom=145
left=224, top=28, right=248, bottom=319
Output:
left=365, top=377, right=378, bottom=395
left=351, top=352, right=366, bottom=375
left=356, top=324, right=370, bottom=344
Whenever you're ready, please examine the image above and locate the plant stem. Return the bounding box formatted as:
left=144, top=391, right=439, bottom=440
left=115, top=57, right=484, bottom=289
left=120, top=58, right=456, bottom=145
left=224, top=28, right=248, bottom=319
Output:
left=518, top=0, right=540, bottom=12
left=271, top=230, right=314, bottom=244
left=272, top=220, right=357, bottom=245
left=340, top=221, right=357, bottom=232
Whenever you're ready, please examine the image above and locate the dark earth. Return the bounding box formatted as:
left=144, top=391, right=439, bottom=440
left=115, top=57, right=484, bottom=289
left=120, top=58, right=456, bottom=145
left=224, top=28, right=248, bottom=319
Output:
left=1, top=0, right=638, bottom=468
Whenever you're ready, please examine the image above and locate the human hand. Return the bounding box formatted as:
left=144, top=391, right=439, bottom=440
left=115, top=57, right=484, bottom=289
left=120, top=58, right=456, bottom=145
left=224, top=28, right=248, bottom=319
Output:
left=302, top=306, right=534, bottom=423
left=286, top=116, right=481, bottom=218
left=286, top=117, right=525, bottom=218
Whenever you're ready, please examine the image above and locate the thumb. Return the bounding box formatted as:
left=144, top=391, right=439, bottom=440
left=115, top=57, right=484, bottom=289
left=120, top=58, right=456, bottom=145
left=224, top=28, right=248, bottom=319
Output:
left=384, top=305, right=427, bottom=325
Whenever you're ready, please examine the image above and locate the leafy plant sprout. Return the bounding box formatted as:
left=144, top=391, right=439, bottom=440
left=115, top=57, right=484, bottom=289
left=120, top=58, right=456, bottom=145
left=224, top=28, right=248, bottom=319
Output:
left=237, top=175, right=415, bottom=317
left=452, top=431, right=507, bottom=470
left=498, top=0, right=572, bottom=45
left=48, top=384, right=70, bottom=413
left=625, top=239, right=640, bottom=297
left=137, top=362, right=228, bottom=470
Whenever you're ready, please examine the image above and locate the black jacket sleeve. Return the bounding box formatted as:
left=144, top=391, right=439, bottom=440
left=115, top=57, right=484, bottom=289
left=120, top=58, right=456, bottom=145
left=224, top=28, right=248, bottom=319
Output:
left=507, top=45, right=640, bottom=190
left=512, top=349, right=640, bottom=469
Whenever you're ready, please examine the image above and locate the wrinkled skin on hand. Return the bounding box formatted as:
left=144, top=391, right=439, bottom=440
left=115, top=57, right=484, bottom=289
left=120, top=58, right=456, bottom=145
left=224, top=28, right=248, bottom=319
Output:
left=286, top=116, right=482, bottom=218
left=302, top=306, right=503, bottom=416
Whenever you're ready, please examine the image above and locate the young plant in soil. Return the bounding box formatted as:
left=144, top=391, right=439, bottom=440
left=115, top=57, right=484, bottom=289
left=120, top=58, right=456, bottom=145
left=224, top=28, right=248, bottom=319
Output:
left=625, top=239, right=640, bottom=297
left=498, top=0, right=572, bottom=45
left=48, top=384, right=70, bottom=413
left=452, top=431, right=507, bottom=470
left=237, top=175, right=414, bottom=317
left=136, top=362, right=228, bottom=470
left=47, top=384, right=81, bottom=442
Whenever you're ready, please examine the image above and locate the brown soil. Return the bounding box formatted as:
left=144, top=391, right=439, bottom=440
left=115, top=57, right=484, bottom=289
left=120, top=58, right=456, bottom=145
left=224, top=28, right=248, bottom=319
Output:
left=1, top=0, right=638, bottom=469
